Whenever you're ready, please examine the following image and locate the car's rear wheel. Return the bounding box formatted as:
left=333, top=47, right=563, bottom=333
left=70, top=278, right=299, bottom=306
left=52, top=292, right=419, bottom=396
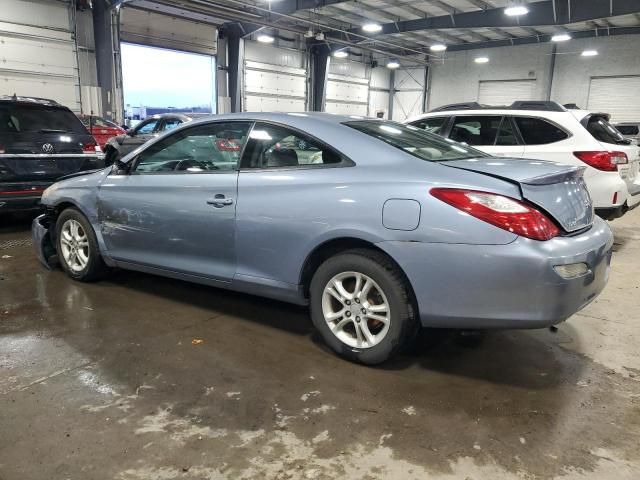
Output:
left=56, top=208, right=108, bottom=281
left=309, top=249, right=418, bottom=365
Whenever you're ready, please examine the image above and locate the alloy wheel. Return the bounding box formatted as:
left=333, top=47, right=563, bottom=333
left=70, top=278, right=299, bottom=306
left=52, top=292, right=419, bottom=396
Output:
left=321, top=271, right=391, bottom=349
left=60, top=219, right=90, bottom=272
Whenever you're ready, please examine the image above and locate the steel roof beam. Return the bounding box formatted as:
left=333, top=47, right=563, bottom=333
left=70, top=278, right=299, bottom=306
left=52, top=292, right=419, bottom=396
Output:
left=347, top=0, right=640, bottom=35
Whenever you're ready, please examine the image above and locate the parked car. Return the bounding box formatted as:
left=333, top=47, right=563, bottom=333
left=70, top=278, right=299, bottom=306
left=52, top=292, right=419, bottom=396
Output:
left=405, top=101, right=640, bottom=220
left=103, top=113, right=208, bottom=165
left=77, top=114, right=126, bottom=150
left=0, top=95, right=104, bottom=213
left=615, top=122, right=640, bottom=145
left=33, top=113, right=613, bottom=364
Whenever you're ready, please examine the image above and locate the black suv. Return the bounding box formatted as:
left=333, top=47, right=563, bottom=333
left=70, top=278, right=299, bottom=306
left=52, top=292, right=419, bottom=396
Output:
left=0, top=96, right=104, bottom=213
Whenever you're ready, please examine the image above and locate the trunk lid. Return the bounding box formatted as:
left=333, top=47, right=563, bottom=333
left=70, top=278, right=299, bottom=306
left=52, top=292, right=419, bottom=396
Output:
left=441, top=157, right=594, bottom=233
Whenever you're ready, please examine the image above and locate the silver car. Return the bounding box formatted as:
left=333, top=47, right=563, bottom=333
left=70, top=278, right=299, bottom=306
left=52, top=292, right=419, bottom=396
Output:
left=32, top=113, right=613, bottom=364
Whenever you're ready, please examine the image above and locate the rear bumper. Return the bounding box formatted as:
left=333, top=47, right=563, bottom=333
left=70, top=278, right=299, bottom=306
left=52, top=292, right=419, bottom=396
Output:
left=0, top=193, right=44, bottom=213
left=378, top=217, right=614, bottom=329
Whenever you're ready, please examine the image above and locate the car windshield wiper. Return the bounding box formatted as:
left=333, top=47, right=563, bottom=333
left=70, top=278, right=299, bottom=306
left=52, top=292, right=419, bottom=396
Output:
left=40, top=128, right=69, bottom=133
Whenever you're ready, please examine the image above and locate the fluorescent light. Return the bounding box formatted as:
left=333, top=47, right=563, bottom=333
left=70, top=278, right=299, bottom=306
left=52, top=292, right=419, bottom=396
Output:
left=362, top=23, right=382, bottom=33
left=257, top=34, right=274, bottom=43
left=474, top=56, right=489, bottom=64
left=333, top=50, right=348, bottom=58
left=430, top=44, right=447, bottom=52
left=551, top=33, right=571, bottom=42
left=386, top=61, right=400, bottom=69
left=504, top=6, right=529, bottom=16
left=581, top=50, right=598, bottom=57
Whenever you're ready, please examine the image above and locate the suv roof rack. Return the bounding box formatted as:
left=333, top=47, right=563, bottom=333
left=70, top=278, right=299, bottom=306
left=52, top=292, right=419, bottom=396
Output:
left=0, top=94, right=61, bottom=106
left=563, top=103, right=581, bottom=110
left=430, top=101, right=567, bottom=113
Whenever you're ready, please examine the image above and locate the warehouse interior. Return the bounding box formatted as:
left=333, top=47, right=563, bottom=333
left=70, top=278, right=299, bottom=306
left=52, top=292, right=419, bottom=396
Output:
left=1, top=1, right=640, bottom=479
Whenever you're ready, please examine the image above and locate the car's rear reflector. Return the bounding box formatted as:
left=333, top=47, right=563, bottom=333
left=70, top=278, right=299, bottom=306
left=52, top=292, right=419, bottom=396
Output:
left=430, top=188, right=561, bottom=241
left=574, top=151, right=628, bottom=172
left=83, top=141, right=101, bottom=154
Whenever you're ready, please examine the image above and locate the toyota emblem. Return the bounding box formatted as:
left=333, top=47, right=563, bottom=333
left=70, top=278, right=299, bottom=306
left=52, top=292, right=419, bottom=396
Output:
left=42, top=143, right=55, bottom=154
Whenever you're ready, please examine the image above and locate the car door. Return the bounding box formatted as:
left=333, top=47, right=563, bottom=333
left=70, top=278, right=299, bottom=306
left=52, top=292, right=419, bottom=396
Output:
left=97, top=120, right=253, bottom=280
left=449, top=115, right=524, bottom=157
left=122, top=117, right=161, bottom=154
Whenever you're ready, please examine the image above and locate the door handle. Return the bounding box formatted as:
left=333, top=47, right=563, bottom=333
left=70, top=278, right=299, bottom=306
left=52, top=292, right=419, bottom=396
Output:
left=207, top=196, right=234, bottom=207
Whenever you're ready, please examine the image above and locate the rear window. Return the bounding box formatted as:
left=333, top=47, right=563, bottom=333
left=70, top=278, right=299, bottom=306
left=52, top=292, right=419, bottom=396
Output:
left=584, top=115, right=628, bottom=145
left=616, top=125, right=639, bottom=136
left=0, top=104, right=88, bottom=134
left=514, top=117, right=569, bottom=145
left=80, top=116, right=119, bottom=129
left=346, top=121, right=487, bottom=162
left=410, top=117, right=448, bottom=135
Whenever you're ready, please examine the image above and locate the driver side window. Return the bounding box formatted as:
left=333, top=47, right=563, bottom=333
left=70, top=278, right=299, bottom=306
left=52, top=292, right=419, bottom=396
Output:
left=132, top=122, right=252, bottom=174
left=135, top=119, right=159, bottom=135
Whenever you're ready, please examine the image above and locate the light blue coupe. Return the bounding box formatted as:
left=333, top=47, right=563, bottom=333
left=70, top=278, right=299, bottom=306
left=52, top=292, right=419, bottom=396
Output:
left=33, top=113, right=613, bottom=364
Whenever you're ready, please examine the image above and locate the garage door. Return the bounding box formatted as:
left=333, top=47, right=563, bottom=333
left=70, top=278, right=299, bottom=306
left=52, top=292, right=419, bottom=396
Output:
left=244, top=61, right=307, bottom=112
left=587, top=76, right=640, bottom=123
left=325, top=73, right=369, bottom=116
left=0, top=0, right=80, bottom=111
left=120, top=7, right=217, bottom=55
left=478, top=79, right=536, bottom=106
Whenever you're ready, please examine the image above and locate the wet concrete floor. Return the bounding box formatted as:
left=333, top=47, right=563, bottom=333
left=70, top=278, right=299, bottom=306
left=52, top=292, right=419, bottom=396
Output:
left=0, top=211, right=639, bottom=479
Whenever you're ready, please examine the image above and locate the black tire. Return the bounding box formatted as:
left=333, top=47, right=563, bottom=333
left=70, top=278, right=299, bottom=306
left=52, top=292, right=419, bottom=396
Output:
left=309, top=248, right=418, bottom=365
left=104, top=147, right=120, bottom=166
left=55, top=208, right=108, bottom=282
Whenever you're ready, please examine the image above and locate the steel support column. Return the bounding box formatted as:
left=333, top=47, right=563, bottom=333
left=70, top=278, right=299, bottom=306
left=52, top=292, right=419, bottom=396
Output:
left=310, top=43, right=330, bottom=112
left=92, top=0, right=116, bottom=121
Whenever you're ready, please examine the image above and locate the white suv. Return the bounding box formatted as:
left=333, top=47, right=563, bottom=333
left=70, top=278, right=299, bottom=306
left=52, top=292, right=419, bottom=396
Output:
left=405, top=101, right=640, bottom=219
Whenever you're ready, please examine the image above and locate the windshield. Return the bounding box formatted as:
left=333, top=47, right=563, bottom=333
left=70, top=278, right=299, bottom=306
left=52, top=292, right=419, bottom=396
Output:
left=0, top=105, right=88, bottom=134
left=584, top=115, right=629, bottom=145
left=346, top=120, right=487, bottom=162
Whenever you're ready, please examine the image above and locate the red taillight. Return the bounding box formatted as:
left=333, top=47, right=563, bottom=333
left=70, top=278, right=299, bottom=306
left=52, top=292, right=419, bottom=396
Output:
left=83, top=141, right=100, bottom=154
left=574, top=151, right=628, bottom=172
left=215, top=139, right=241, bottom=152
left=430, top=188, right=560, bottom=241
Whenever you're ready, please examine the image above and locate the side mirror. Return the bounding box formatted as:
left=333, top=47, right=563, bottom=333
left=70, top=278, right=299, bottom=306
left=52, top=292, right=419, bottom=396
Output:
left=112, top=159, right=130, bottom=176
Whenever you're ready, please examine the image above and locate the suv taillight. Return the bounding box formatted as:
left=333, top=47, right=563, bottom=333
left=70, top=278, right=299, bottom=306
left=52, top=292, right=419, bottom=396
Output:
left=82, top=141, right=101, bottom=154
left=574, top=151, right=628, bottom=172
left=430, top=188, right=560, bottom=241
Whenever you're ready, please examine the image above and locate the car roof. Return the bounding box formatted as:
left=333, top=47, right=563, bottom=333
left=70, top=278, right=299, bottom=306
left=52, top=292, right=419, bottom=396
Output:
left=0, top=95, right=65, bottom=108
left=188, top=111, right=371, bottom=126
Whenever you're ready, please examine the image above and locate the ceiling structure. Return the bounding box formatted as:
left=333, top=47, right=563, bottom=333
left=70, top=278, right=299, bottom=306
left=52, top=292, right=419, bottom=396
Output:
left=120, top=0, right=640, bottom=64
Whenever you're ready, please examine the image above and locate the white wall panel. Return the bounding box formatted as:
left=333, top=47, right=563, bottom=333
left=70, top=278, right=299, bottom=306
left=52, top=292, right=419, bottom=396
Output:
left=120, top=7, right=217, bottom=55
left=326, top=72, right=369, bottom=115
left=329, top=60, right=367, bottom=78
left=370, top=67, right=390, bottom=90
left=369, top=90, right=389, bottom=118
left=392, top=68, right=425, bottom=121
left=0, top=0, right=80, bottom=111
left=245, top=95, right=306, bottom=112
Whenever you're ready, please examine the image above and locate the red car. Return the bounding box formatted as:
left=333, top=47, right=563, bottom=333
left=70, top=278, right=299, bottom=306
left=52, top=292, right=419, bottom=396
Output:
left=77, top=115, right=126, bottom=150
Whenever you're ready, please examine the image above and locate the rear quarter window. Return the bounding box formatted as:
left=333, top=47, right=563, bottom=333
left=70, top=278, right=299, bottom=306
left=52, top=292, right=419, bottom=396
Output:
left=584, top=116, right=628, bottom=145
left=514, top=117, right=569, bottom=145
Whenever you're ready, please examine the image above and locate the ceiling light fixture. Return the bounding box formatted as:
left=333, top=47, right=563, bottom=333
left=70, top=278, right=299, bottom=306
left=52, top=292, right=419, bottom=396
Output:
left=430, top=44, right=447, bottom=52
left=362, top=23, right=383, bottom=33
left=257, top=34, right=275, bottom=43
left=551, top=33, right=572, bottom=42
left=504, top=6, right=529, bottom=16
left=387, top=61, right=400, bottom=69
left=474, top=56, right=489, bottom=64
left=304, top=28, right=314, bottom=38
left=315, top=31, right=325, bottom=41
left=333, top=50, right=348, bottom=58
left=581, top=50, right=598, bottom=57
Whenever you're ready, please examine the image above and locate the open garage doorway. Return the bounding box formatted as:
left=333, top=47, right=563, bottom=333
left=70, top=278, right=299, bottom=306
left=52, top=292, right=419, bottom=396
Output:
left=121, top=43, right=216, bottom=128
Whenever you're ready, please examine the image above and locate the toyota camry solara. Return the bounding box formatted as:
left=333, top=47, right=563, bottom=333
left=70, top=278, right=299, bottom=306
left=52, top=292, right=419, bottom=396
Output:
left=32, top=112, right=613, bottom=364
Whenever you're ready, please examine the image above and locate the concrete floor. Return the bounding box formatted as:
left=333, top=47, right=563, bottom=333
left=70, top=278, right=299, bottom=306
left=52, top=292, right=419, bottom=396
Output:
left=1, top=212, right=639, bottom=480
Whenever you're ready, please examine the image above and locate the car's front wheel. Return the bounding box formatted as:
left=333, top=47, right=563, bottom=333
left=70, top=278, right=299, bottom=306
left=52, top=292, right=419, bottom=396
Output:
left=309, top=249, right=418, bottom=365
left=56, top=208, right=108, bottom=281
